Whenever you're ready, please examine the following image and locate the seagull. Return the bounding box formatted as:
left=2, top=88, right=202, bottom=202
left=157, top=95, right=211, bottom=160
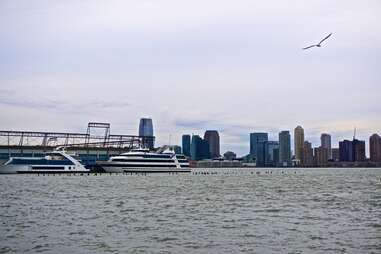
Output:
left=303, top=33, right=332, bottom=50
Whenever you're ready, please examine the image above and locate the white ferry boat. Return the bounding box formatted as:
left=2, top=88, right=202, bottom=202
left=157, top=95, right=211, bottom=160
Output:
left=0, top=148, right=89, bottom=174
left=97, top=147, right=190, bottom=173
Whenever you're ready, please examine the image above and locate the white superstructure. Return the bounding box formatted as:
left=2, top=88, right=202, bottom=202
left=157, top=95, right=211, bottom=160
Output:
left=0, top=148, right=89, bottom=174
left=98, top=147, right=190, bottom=173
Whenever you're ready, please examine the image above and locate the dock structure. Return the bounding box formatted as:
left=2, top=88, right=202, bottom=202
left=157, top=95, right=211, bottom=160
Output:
left=0, top=122, right=155, bottom=166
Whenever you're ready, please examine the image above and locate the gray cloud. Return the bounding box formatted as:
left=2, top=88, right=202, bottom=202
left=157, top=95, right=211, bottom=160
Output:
left=0, top=0, right=380, bottom=155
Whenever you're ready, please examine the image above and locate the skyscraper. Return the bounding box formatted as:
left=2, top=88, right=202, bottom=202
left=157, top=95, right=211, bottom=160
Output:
left=249, top=132, right=268, bottom=167
left=182, top=135, right=191, bottom=157
left=370, top=134, right=381, bottom=162
left=303, top=141, right=314, bottom=166
left=279, top=131, right=291, bottom=167
left=256, top=141, right=267, bottom=167
left=321, top=133, right=332, bottom=159
left=339, top=138, right=366, bottom=162
left=353, top=139, right=366, bottom=161
left=294, top=126, right=305, bottom=165
left=204, top=130, right=220, bottom=159
left=339, top=140, right=353, bottom=162
left=314, top=147, right=329, bottom=166
left=332, top=148, right=340, bottom=162
left=190, top=135, right=210, bottom=161
left=138, top=118, right=154, bottom=149
left=264, top=141, right=279, bottom=167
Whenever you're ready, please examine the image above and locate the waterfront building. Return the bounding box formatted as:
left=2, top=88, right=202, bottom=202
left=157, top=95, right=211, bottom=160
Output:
left=204, top=130, right=220, bottom=159
left=182, top=135, right=191, bottom=157
left=303, top=141, right=314, bottom=166
left=242, top=153, right=255, bottom=164
left=294, top=126, right=305, bottom=165
left=321, top=133, right=332, bottom=159
left=339, top=138, right=366, bottom=162
left=256, top=141, right=267, bottom=167
left=339, top=140, right=354, bottom=162
left=173, top=145, right=182, bottom=154
left=250, top=133, right=268, bottom=156
left=197, top=160, right=242, bottom=168
left=370, top=134, right=381, bottom=162
left=332, top=148, right=340, bottom=162
left=273, top=148, right=279, bottom=166
left=314, top=147, right=329, bottom=166
left=353, top=139, right=366, bottom=161
left=223, top=151, right=237, bottom=161
left=0, top=122, right=154, bottom=167
left=264, top=141, right=279, bottom=167
left=250, top=132, right=268, bottom=167
left=191, top=135, right=210, bottom=161
left=279, top=131, right=291, bottom=166
left=138, top=118, right=154, bottom=149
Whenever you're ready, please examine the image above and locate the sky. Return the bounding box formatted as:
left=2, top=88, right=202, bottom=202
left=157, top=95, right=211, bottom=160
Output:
left=1, top=0, right=380, bottom=156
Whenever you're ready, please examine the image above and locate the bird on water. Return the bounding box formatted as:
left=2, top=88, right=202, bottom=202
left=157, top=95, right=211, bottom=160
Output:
left=303, top=33, right=332, bottom=50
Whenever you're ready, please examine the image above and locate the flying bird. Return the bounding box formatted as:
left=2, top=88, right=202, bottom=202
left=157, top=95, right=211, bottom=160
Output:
left=303, top=33, right=332, bottom=50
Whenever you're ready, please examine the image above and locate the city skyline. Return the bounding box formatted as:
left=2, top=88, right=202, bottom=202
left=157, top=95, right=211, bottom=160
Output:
left=180, top=125, right=381, bottom=168
left=1, top=1, right=381, bottom=156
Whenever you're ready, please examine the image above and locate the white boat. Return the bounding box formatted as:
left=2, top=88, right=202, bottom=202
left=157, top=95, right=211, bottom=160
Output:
left=97, top=147, right=190, bottom=173
left=0, top=148, right=89, bottom=174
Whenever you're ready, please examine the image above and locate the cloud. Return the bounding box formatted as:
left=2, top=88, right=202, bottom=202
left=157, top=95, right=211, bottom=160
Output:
left=0, top=89, right=131, bottom=114
left=0, top=0, right=380, bottom=156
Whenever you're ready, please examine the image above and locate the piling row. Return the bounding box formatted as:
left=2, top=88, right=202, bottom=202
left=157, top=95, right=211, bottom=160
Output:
left=32, top=170, right=298, bottom=176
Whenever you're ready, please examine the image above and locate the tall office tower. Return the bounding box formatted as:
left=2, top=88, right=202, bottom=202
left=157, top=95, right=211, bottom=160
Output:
left=339, top=140, right=353, bottom=162
left=331, top=148, right=340, bottom=161
left=303, top=141, right=314, bottom=166
left=294, top=126, right=305, bottom=165
left=256, top=142, right=267, bottom=167
left=370, top=134, right=381, bottom=162
left=190, top=135, right=210, bottom=161
left=314, top=147, right=329, bottom=166
left=204, top=130, right=220, bottom=159
left=249, top=133, right=268, bottom=167
left=353, top=139, right=366, bottom=161
left=279, top=131, right=291, bottom=166
left=138, top=118, right=154, bottom=149
left=321, top=133, right=332, bottom=159
left=182, top=135, right=191, bottom=157
left=264, top=141, right=279, bottom=167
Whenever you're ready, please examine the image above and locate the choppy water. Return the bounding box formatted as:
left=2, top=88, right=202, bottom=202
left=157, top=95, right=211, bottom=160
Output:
left=1, top=168, right=381, bottom=254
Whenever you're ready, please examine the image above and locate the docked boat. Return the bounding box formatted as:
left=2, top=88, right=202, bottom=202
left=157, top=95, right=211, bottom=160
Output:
left=97, top=147, right=190, bottom=173
left=0, top=148, right=89, bottom=174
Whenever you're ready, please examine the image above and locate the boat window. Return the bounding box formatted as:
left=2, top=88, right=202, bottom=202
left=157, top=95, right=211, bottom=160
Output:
left=111, top=159, right=175, bottom=163
left=45, top=153, right=67, bottom=160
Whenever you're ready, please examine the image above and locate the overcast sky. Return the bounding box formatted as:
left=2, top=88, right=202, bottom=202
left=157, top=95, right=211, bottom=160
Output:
left=1, top=0, right=380, bottom=155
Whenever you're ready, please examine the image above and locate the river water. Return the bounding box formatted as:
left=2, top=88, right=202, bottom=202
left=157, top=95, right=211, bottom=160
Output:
left=1, top=168, right=380, bottom=254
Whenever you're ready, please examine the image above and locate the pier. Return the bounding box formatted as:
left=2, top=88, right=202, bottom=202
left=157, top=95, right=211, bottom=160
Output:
left=0, top=122, right=155, bottom=167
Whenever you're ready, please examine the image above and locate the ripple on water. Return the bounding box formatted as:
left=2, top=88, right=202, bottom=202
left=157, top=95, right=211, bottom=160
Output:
left=0, top=168, right=380, bottom=254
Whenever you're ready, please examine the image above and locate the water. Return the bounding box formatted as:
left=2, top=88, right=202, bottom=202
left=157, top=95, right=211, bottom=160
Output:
left=1, top=168, right=381, bottom=254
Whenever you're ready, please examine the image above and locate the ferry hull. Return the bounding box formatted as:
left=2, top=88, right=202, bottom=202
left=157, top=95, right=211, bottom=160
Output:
left=100, top=166, right=191, bottom=173
left=0, top=165, right=90, bottom=174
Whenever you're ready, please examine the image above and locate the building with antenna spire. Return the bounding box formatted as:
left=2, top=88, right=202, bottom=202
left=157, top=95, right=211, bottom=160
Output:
left=339, top=137, right=366, bottom=162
